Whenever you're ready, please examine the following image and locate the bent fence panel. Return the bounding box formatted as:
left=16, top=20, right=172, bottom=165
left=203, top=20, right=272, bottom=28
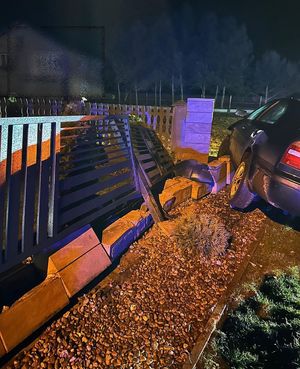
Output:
left=130, top=125, right=174, bottom=188
left=0, top=116, right=141, bottom=274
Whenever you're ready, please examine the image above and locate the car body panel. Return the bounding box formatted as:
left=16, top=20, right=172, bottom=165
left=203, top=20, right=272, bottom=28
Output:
left=225, top=98, right=300, bottom=215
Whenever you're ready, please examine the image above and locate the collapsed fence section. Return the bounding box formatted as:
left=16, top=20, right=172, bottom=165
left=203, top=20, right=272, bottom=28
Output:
left=130, top=125, right=174, bottom=188
left=0, top=116, right=142, bottom=274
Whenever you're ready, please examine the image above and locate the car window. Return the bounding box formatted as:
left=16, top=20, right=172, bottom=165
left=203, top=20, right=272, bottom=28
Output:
left=247, top=102, right=274, bottom=121
left=259, top=101, right=288, bottom=124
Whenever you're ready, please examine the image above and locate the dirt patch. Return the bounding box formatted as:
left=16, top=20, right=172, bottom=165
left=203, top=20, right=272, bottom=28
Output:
left=6, top=189, right=266, bottom=369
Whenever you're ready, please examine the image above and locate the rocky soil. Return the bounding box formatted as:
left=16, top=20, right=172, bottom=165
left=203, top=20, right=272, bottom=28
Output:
left=6, top=189, right=266, bottom=369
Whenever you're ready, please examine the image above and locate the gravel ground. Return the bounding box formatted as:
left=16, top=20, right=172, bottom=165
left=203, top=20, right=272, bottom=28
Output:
left=6, top=189, right=266, bottom=369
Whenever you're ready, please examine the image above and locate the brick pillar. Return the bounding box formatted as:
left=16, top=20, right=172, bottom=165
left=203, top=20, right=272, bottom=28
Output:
left=171, top=98, right=214, bottom=163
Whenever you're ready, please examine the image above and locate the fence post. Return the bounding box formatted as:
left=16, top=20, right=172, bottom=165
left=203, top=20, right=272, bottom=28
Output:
left=228, top=95, right=232, bottom=112
left=215, top=85, right=219, bottom=105
left=180, top=74, right=184, bottom=101
left=201, top=84, right=206, bottom=98
left=265, top=85, right=269, bottom=104
left=117, top=82, right=121, bottom=105
left=259, top=96, right=263, bottom=107
left=221, top=86, right=226, bottom=109
left=159, top=80, right=162, bottom=107
left=171, top=76, right=175, bottom=105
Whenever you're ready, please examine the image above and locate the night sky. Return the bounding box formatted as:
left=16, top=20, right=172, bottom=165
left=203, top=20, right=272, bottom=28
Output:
left=1, top=0, right=300, bottom=61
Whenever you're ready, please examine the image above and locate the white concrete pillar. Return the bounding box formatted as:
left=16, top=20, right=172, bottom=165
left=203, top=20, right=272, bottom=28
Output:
left=171, top=98, right=214, bottom=163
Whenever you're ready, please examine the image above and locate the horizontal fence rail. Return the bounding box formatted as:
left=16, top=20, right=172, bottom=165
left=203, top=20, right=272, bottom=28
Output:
left=0, top=98, right=174, bottom=143
left=0, top=115, right=142, bottom=274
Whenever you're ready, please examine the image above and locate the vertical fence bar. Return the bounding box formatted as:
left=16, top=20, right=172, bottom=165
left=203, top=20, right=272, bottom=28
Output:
left=228, top=95, right=232, bottom=112
left=35, top=123, right=43, bottom=245
left=221, top=86, right=226, bottom=109
left=48, top=122, right=58, bottom=237
left=0, top=126, right=5, bottom=262
left=22, top=125, right=37, bottom=252
left=4, top=125, right=20, bottom=262
left=20, top=124, right=29, bottom=253
left=37, top=122, right=52, bottom=245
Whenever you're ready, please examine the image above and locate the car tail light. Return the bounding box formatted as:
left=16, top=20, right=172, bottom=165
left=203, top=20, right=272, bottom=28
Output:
left=281, top=141, right=300, bottom=169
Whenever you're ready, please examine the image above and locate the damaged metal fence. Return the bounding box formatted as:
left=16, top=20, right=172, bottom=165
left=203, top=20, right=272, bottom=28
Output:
left=0, top=116, right=144, bottom=274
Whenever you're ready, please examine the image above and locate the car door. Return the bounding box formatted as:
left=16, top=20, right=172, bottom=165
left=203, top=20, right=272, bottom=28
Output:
left=250, top=100, right=290, bottom=172
left=229, top=101, right=280, bottom=165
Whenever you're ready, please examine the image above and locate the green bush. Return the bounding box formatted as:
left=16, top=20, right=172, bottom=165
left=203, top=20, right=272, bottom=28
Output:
left=174, top=213, right=231, bottom=258
left=214, top=268, right=300, bottom=369
left=129, top=113, right=144, bottom=125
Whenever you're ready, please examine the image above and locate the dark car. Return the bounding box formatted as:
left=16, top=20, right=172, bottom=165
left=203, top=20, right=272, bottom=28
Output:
left=218, top=97, right=300, bottom=216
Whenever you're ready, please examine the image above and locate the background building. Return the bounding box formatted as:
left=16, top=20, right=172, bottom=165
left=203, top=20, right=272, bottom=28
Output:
left=0, top=24, right=105, bottom=97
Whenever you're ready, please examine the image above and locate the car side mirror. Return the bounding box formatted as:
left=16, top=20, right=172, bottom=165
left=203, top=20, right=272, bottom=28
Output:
left=235, top=109, right=248, bottom=118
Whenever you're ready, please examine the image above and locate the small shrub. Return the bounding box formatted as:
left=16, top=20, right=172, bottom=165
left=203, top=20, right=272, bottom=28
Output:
left=129, top=113, right=144, bottom=125
left=174, top=213, right=231, bottom=258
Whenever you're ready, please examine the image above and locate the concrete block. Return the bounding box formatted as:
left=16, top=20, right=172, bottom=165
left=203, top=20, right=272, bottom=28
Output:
left=159, top=178, right=192, bottom=209
left=208, top=159, right=227, bottom=183
left=187, top=98, right=215, bottom=113
left=186, top=112, right=213, bottom=124
left=143, top=212, right=154, bottom=229
left=123, top=210, right=147, bottom=239
left=102, top=219, right=135, bottom=260
left=191, top=182, right=212, bottom=200
left=124, top=209, right=144, bottom=226
left=185, top=122, right=212, bottom=134
left=47, top=227, right=101, bottom=274
left=175, top=148, right=209, bottom=164
left=212, top=177, right=227, bottom=193
left=184, top=132, right=211, bottom=145
left=163, top=177, right=182, bottom=190
left=59, top=245, right=111, bottom=297
left=0, top=275, right=69, bottom=352
left=218, top=155, right=235, bottom=184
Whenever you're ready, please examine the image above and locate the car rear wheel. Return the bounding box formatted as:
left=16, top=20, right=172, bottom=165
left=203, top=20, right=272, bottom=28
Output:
left=229, top=157, right=256, bottom=210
